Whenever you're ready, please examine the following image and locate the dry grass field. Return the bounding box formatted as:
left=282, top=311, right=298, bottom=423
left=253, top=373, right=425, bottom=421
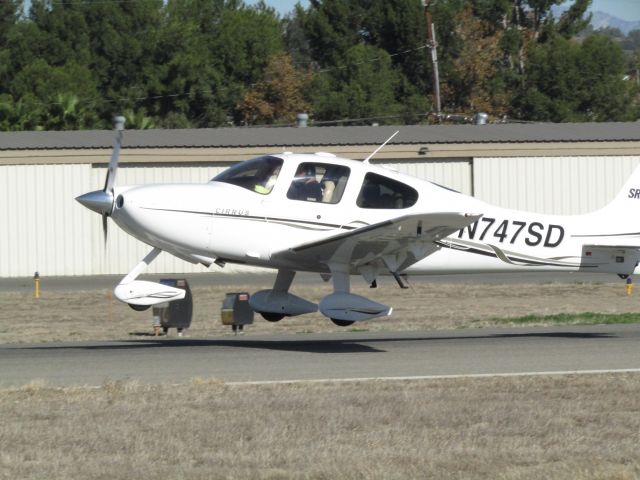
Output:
left=3, top=278, right=639, bottom=479
left=1, top=279, right=639, bottom=344
left=1, top=373, right=639, bottom=480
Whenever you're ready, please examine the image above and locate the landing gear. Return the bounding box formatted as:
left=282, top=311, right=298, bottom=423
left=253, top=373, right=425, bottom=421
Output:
left=318, top=264, right=391, bottom=323
left=114, top=247, right=186, bottom=308
left=250, top=269, right=318, bottom=321
left=128, top=303, right=151, bottom=312
left=260, top=312, right=285, bottom=322
left=331, top=318, right=355, bottom=327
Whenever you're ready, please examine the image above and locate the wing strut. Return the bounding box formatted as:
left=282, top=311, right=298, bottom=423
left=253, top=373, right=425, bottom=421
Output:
left=392, top=271, right=409, bottom=289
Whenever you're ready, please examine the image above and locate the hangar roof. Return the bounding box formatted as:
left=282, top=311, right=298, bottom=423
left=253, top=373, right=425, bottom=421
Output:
left=2, top=122, right=640, bottom=150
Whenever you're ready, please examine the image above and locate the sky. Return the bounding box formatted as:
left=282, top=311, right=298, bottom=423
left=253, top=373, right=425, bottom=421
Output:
left=590, top=0, right=640, bottom=21
left=245, top=0, right=307, bottom=16
left=248, top=0, right=640, bottom=21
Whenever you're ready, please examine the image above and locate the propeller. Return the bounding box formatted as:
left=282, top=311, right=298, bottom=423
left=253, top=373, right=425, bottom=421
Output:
left=76, top=116, right=126, bottom=246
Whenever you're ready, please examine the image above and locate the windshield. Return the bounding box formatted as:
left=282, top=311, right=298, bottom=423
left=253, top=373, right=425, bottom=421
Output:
left=212, top=156, right=283, bottom=195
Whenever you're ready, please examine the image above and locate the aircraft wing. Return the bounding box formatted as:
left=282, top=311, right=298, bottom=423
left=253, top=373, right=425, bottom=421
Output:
left=271, top=212, right=481, bottom=273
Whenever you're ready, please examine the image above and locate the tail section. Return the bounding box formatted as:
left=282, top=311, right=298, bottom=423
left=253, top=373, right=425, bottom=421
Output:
left=575, top=162, right=640, bottom=275
left=596, top=162, right=640, bottom=216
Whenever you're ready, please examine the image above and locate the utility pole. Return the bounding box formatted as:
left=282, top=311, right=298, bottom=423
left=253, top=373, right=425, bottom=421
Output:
left=423, top=0, right=441, bottom=117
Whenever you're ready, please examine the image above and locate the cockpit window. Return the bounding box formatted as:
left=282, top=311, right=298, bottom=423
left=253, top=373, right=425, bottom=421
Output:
left=356, top=173, right=418, bottom=209
left=212, top=156, right=283, bottom=195
left=286, top=163, right=350, bottom=204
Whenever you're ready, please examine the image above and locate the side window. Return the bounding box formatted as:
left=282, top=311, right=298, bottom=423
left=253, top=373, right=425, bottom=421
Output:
left=212, top=156, right=283, bottom=195
left=287, top=163, right=350, bottom=204
left=357, top=173, right=418, bottom=209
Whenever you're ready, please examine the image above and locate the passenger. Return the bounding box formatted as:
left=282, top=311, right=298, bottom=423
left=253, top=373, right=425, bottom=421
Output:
left=321, top=166, right=341, bottom=203
left=288, top=164, right=322, bottom=201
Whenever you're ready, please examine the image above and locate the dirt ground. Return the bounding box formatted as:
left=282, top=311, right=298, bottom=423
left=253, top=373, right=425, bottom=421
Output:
left=1, top=278, right=639, bottom=344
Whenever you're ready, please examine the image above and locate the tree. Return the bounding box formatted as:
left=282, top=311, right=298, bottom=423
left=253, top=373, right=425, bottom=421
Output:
left=283, top=3, right=313, bottom=66
left=576, top=35, right=633, bottom=121
left=80, top=0, right=164, bottom=121
left=514, top=34, right=633, bottom=121
left=444, top=5, right=507, bottom=115
left=154, top=0, right=224, bottom=128
left=0, top=0, right=635, bottom=130
left=157, top=0, right=284, bottom=127
left=8, top=59, right=98, bottom=129
left=622, top=30, right=640, bottom=51
left=0, top=0, right=21, bottom=47
left=237, top=53, right=311, bottom=125
left=45, top=93, right=85, bottom=130
left=123, top=108, right=157, bottom=129
left=310, top=44, right=402, bottom=123
left=556, top=0, right=592, bottom=39
left=514, top=36, right=581, bottom=121
left=361, top=0, right=429, bottom=95
left=0, top=94, right=42, bottom=131
left=303, top=0, right=364, bottom=68
left=212, top=2, right=284, bottom=124
left=301, top=0, right=430, bottom=119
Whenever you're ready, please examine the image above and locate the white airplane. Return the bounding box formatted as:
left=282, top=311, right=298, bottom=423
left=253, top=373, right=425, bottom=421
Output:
left=77, top=118, right=640, bottom=326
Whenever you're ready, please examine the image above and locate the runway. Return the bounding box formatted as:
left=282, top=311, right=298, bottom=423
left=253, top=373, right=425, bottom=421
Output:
left=1, top=324, right=639, bottom=387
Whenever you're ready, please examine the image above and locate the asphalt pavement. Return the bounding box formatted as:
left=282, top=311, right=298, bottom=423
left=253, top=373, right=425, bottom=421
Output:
left=1, top=324, right=639, bottom=387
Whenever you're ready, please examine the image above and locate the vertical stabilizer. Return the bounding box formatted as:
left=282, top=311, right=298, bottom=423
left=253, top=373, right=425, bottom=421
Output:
left=600, top=163, right=640, bottom=212
left=578, top=162, right=640, bottom=240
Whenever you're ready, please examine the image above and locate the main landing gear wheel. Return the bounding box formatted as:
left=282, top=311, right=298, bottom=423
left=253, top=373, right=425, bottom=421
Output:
left=331, top=318, right=355, bottom=327
left=128, top=303, right=151, bottom=312
left=260, top=312, right=285, bottom=322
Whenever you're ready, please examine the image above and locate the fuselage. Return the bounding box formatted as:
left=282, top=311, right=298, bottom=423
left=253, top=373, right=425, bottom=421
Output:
left=110, top=152, right=640, bottom=277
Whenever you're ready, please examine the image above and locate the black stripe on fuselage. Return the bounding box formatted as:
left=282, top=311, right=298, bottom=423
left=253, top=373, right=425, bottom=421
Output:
left=140, top=207, right=357, bottom=231
left=435, top=240, right=596, bottom=268
left=572, top=232, right=640, bottom=238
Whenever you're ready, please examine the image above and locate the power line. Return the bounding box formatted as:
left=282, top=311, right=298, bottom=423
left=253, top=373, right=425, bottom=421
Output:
left=316, top=44, right=429, bottom=73
left=5, top=38, right=432, bottom=111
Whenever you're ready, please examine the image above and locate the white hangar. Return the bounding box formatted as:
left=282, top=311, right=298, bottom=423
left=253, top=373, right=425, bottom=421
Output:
left=1, top=122, right=640, bottom=278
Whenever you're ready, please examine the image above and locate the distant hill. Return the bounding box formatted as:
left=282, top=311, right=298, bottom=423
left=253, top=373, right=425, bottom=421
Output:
left=590, top=11, right=640, bottom=35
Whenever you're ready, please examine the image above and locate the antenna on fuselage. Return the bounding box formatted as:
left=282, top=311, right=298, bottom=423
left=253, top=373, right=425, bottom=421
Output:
left=363, top=130, right=399, bottom=164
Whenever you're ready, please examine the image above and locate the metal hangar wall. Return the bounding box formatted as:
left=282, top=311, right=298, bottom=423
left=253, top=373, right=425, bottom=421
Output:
left=1, top=123, right=639, bottom=277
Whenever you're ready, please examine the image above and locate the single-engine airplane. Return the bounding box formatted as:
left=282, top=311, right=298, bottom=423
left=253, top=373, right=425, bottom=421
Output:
left=77, top=118, right=640, bottom=326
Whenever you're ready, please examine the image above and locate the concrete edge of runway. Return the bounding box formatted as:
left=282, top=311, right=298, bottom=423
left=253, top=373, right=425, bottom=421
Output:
left=227, top=368, right=640, bottom=386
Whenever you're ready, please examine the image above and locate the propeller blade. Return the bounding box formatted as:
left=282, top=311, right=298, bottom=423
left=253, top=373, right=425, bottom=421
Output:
left=102, top=213, right=108, bottom=247
left=103, top=116, right=126, bottom=194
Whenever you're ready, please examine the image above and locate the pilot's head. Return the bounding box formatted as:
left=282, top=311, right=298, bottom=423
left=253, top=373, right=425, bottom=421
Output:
left=297, top=164, right=315, bottom=178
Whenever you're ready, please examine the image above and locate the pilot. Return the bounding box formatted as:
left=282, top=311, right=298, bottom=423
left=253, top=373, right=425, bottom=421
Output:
left=288, top=164, right=322, bottom=201
left=254, top=159, right=280, bottom=194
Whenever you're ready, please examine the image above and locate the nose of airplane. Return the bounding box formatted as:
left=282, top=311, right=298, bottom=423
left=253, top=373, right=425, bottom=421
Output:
left=75, top=189, right=114, bottom=216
